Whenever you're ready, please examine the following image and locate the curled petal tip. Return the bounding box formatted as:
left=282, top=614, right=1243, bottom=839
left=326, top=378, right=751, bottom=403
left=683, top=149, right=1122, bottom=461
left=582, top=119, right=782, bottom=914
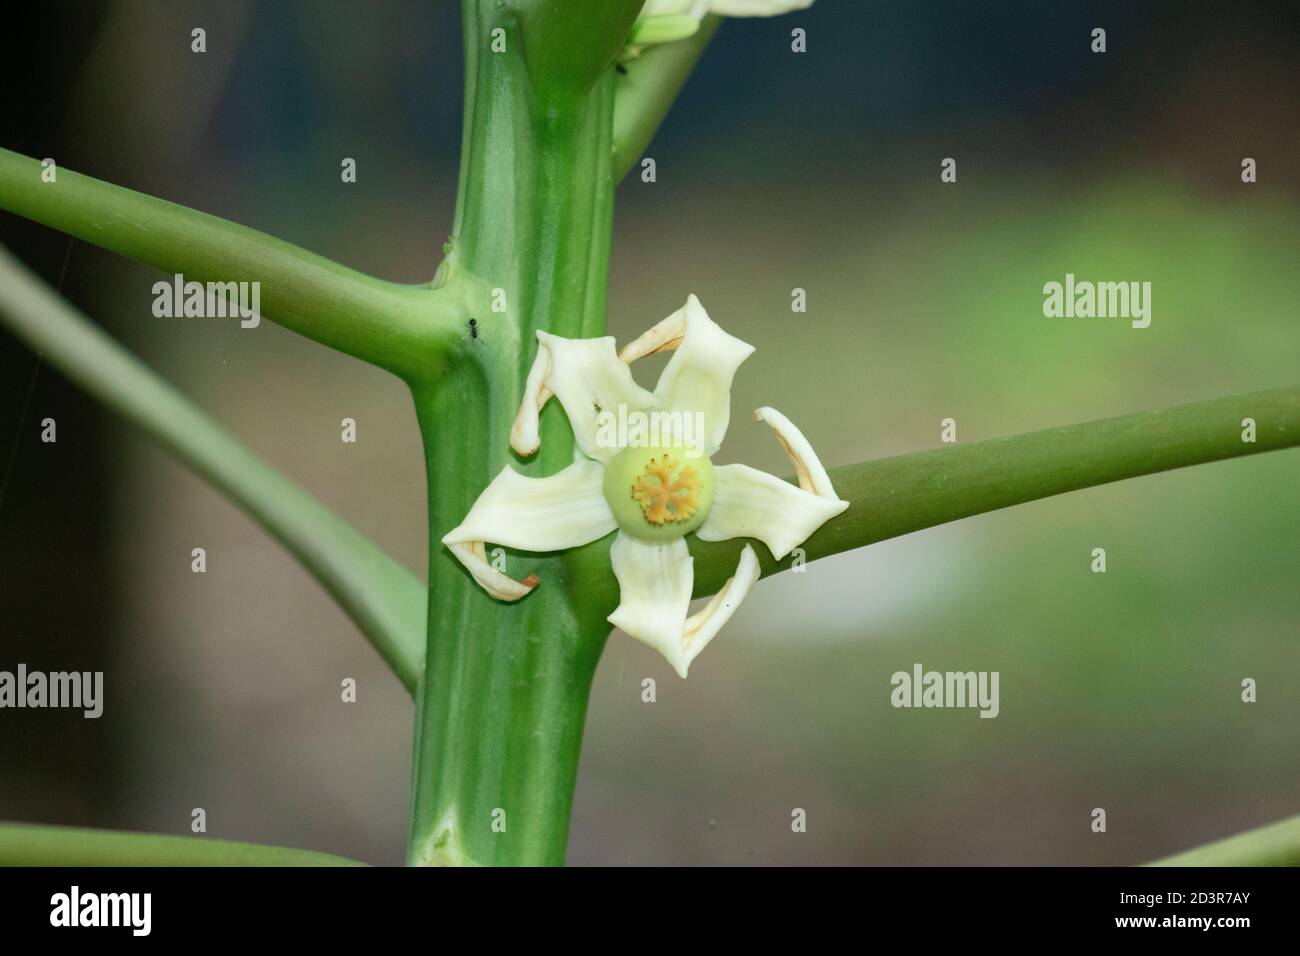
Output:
left=444, top=542, right=537, bottom=602
left=752, top=405, right=840, bottom=500
left=442, top=461, right=615, bottom=602
left=506, top=421, right=538, bottom=460
left=510, top=343, right=554, bottom=458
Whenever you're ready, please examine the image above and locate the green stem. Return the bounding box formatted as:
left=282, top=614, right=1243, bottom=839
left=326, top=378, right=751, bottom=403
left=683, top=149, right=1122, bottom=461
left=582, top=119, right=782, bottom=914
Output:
left=406, top=0, right=626, bottom=866
left=0, top=823, right=366, bottom=866
left=0, top=147, right=463, bottom=379
left=1145, top=811, right=1300, bottom=866
left=0, top=245, right=426, bottom=692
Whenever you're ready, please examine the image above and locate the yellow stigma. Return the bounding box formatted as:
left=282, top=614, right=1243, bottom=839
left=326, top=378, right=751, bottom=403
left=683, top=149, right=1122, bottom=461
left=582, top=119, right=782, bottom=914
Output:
left=631, top=454, right=701, bottom=525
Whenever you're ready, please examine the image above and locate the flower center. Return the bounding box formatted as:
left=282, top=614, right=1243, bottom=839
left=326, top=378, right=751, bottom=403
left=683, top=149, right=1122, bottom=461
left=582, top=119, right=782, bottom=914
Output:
left=603, top=445, right=714, bottom=542
left=633, top=454, right=702, bottom=524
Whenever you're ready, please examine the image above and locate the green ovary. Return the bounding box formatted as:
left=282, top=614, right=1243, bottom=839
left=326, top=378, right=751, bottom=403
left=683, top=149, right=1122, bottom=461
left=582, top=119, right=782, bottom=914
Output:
left=603, top=445, right=715, bottom=542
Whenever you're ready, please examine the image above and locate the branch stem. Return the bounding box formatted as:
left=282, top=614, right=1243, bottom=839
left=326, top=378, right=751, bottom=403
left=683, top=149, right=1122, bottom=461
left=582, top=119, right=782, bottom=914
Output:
left=0, top=147, right=463, bottom=379
left=690, top=383, right=1300, bottom=594
left=1145, top=811, right=1300, bottom=867
left=0, top=245, right=427, bottom=692
left=0, top=823, right=365, bottom=866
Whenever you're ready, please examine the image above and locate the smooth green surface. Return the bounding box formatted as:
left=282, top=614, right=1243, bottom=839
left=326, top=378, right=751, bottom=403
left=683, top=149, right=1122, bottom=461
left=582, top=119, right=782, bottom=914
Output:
left=0, top=147, right=463, bottom=380
left=405, top=0, right=640, bottom=867
left=1146, top=812, right=1300, bottom=867
left=0, top=823, right=366, bottom=867
left=0, top=245, right=427, bottom=693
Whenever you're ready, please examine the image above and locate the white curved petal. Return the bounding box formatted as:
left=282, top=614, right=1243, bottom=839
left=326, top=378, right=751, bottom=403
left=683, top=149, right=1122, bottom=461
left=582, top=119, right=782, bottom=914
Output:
left=629, top=1, right=809, bottom=59
left=644, top=295, right=754, bottom=457
left=445, top=541, right=539, bottom=602
left=629, top=12, right=703, bottom=46
left=511, top=332, right=654, bottom=462
left=607, top=535, right=762, bottom=678
left=642, top=0, right=708, bottom=16
left=618, top=308, right=687, bottom=363
left=642, top=0, right=809, bottom=19
left=697, top=463, right=847, bottom=559
left=608, top=533, right=695, bottom=678
left=681, top=543, right=761, bottom=664
left=509, top=345, right=552, bottom=457
left=753, top=405, right=839, bottom=499
left=443, top=460, right=614, bottom=600
left=699, top=406, right=847, bottom=560
left=710, top=0, right=813, bottom=16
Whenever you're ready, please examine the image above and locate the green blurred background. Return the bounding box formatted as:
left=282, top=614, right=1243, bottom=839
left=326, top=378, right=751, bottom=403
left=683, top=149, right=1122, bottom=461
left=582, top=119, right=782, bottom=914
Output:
left=1, top=0, right=1296, bottom=865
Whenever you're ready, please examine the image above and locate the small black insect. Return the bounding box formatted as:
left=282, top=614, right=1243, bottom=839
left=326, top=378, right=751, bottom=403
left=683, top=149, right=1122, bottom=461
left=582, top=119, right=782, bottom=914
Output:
left=615, top=63, right=628, bottom=75
left=468, top=317, right=479, bottom=340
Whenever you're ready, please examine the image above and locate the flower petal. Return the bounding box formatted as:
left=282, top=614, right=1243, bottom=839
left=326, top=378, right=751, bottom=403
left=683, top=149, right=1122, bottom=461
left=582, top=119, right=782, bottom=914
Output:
left=509, top=344, right=552, bottom=458
left=629, top=13, right=702, bottom=46
left=697, top=464, right=846, bottom=559
left=753, top=405, right=839, bottom=498
left=442, top=459, right=615, bottom=600
left=618, top=308, right=687, bottom=363
left=444, top=541, right=539, bottom=602
left=681, top=543, right=760, bottom=664
left=608, top=535, right=761, bottom=678
left=608, top=533, right=695, bottom=677
left=710, top=0, right=814, bottom=16
left=510, top=332, right=654, bottom=462
left=641, top=0, right=709, bottom=16
left=697, top=406, right=848, bottom=559
left=625, top=295, right=753, bottom=457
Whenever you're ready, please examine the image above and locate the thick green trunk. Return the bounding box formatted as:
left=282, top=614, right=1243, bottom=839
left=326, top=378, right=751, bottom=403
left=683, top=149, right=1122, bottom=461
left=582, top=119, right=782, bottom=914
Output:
left=406, top=0, right=622, bottom=866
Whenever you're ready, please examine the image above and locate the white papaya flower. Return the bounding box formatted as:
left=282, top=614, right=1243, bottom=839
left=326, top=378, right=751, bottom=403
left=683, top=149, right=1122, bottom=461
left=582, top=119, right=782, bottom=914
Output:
left=628, top=0, right=813, bottom=53
left=704, top=1, right=814, bottom=15
left=443, top=296, right=848, bottom=678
